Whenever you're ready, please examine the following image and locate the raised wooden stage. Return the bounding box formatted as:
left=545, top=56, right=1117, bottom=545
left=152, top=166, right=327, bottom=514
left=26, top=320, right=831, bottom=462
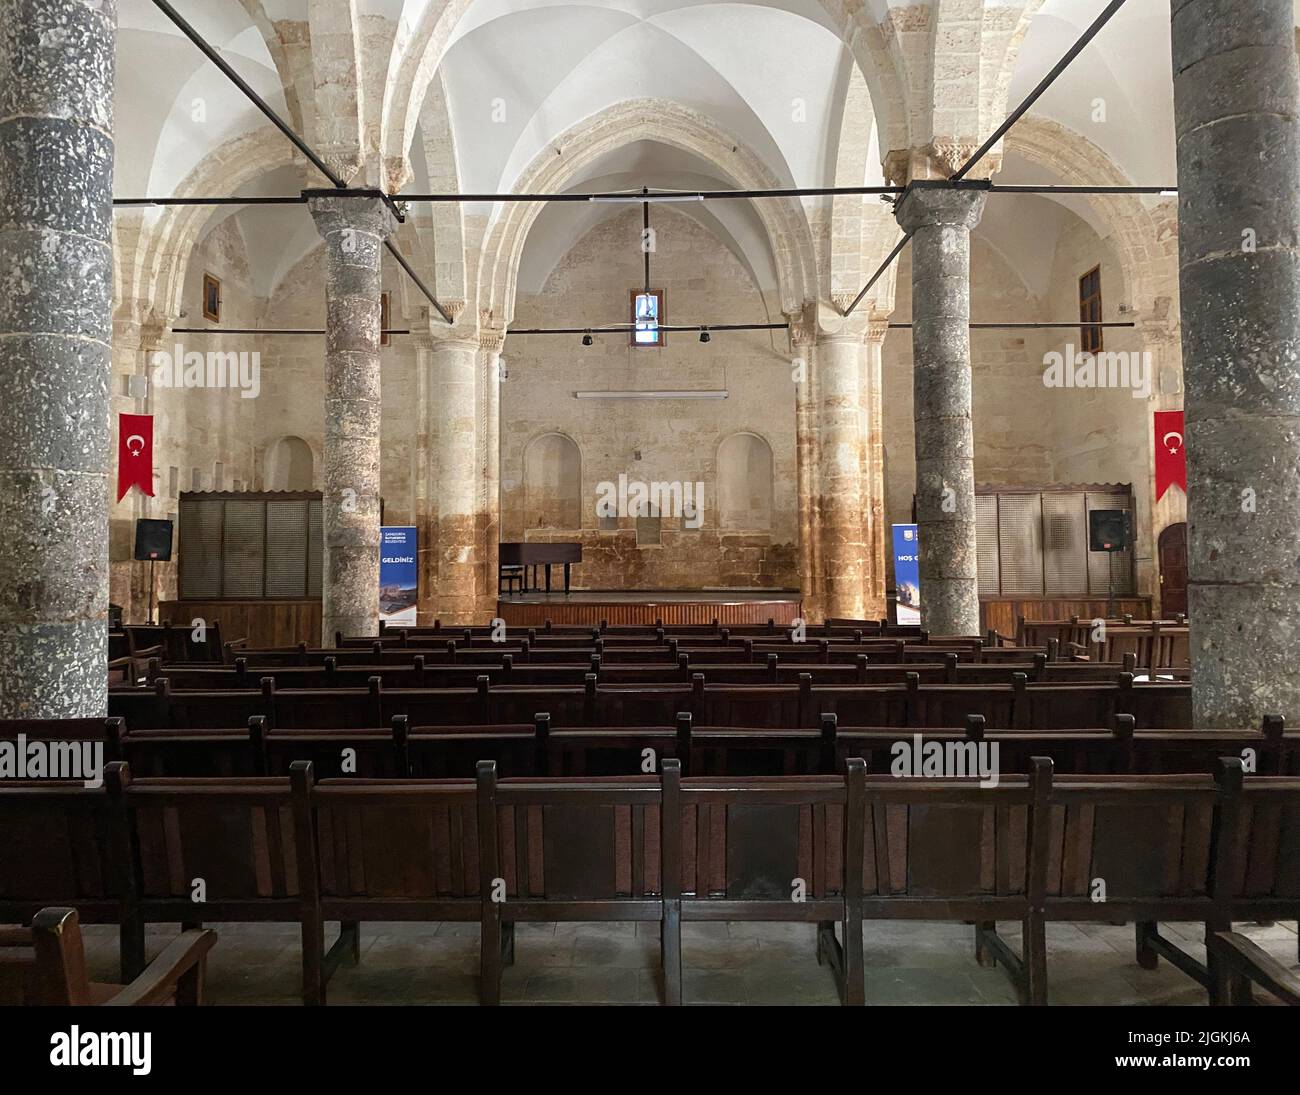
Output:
left=496, top=590, right=803, bottom=627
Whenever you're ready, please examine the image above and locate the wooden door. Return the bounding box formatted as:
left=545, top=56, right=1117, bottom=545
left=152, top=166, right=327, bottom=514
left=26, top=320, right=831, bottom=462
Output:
left=1158, top=523, right=1188, bottom=616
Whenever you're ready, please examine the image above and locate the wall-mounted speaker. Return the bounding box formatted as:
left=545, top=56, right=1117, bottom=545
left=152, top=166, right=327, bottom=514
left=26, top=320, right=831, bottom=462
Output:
left=1089, top=509, right=1131, bottom=553
left=134, top=518, right=174, bottom=562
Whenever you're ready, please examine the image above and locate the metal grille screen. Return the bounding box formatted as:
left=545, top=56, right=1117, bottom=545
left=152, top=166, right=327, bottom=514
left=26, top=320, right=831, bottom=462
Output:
left=975, top=494, right=1000, bottom=596
left=1043, top=492, right=1088, bottom=595
left=996, top=493, right=1043, bottom=596
left=266, top=500, right=309, bottom=597
left=974, top=487, right=1135, bottom=597
left=178, top=498, right=223, bottom=598
left=221, top=501, right=266, bottom=597
left=179, top=493, right=322, bottom=599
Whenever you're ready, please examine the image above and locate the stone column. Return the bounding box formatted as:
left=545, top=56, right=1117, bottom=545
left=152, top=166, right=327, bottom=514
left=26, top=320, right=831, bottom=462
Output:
left=431, top=329, right=481, bottom=624
left=308, top=194, right=396, bottom=646
left=478, top=328, right=504, bottom=621
left=895, top=184, right=986, bottom=637
left=411, top=330, right=438, bottom=625
left=814, top=333, right=868, bottom=619
left=861, top=316, right=889, bottom=617
left=1171, top=0, right=1300, bottom=724
left=790, top=321, right=820, bottom=621
left=0, top=0, right=115, bottom=717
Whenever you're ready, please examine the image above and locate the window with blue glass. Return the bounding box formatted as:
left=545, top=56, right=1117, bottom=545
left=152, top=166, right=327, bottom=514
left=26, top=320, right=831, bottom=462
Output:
left=630, top=289, right=665, bottom=347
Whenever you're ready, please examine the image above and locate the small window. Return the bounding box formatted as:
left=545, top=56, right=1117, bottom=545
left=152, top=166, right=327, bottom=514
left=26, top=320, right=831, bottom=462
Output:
left=380, top=291, right=391, bottom=347
left=630, top=289, right=665, bottom=347
left=202, top=272, right=221, bottom=323
left=168, top=466, right=179, bottom=497
left=635, top=515, right=661, bottom=546
left=1079, top=265, right=1102, bottom=354
left=191, top=467, right=202, bottom=491
left=213, top=462, right=224, bottom=491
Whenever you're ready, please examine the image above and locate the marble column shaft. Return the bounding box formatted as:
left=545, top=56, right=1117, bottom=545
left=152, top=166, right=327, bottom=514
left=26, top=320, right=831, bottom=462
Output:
left=895, top=185, right=986, bottom=637
left=1172, top=0, right=1300, bottom=724
left=478, top=333, right=503, bottom=621
left=0, top=0, right=115, bottom=716
left=308, top=195, right=396, bottom=646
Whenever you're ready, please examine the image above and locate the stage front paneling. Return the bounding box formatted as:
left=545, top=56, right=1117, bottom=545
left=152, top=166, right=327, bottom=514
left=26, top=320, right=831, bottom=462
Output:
left=496, top=593, right=802, bottom=628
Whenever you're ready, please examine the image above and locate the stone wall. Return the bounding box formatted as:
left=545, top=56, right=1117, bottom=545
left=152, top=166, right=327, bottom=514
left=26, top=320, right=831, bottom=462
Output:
left=501, top=207, right=799, bottom=590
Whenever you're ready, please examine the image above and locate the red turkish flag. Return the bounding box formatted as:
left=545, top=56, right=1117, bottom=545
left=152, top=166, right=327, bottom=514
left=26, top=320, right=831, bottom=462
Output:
left=1154, top=410, right=1186, bottom=502
left=117, top=413, right=155, bottom=501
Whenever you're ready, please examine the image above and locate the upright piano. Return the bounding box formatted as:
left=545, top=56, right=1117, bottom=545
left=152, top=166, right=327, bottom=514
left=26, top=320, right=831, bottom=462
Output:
left=499, top=542, right=582, bottom=593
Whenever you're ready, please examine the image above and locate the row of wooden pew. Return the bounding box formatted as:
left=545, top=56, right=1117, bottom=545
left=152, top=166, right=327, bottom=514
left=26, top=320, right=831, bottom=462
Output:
left=2, top=756, right=1294, bottom=1005
left=9, top=713, right=1292, bottom=781
left=144, top=652, right=1158, bottom=691
left=106, top=674, right=1196, bottom=731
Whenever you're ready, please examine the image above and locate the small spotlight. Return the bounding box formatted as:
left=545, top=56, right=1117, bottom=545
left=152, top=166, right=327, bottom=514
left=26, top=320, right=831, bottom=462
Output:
left=699, top=327, right=711, bottom=343
left=581, top=331, right=593, bottom=347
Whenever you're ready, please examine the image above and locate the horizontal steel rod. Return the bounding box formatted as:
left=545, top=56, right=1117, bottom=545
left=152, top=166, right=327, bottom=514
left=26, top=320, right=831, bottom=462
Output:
left=171, top=328, right=411, bottom=336
left=110, top=183, right=1176, bottom=210
left=112, top=196, right=307, bottom=207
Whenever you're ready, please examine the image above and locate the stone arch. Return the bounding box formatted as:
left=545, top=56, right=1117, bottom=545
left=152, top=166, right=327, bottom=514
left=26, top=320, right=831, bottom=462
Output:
left=1002, top=116, right=1176, bottom=316
left=380, top=0, right=912, bottom=193
left=522, top=432, right=583, bottom=531
left=126, top=128, right=301, bottom=326
left=266, top=435, right=316, bottom=491
left=477, top=100, right=818, bottom=325
left=717, top=431, right=775, bottom=533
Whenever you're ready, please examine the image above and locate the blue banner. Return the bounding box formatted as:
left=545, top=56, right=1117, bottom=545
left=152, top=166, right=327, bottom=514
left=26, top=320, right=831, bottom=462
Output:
left=892, top=524, right=921, bottom=625
left=379, top=526, right=418, bottom=625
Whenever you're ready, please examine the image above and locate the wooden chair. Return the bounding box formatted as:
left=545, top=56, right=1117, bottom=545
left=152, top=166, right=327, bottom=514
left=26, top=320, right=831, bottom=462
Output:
left=1208, top=932, right=1300, bottom=1005
left=293, top=764, right=480, bottom=1005
left=109, top=763, right=302, bottom=983
left=0, top=778, right=130, bottom=976
left=0, top=907, right=215, bottom=1006
left=671, top=760, right=863, bottom=1004
left=860, top=766, right=1044, bottom=1004
left=476, top=761, right=667, bottom=1004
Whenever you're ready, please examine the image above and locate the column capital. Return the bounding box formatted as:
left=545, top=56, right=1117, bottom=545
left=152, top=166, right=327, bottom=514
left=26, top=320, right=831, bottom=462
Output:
left=478, top=327, right=506, bottom=354
left=894, top=182, right=987, bottom=233
left=305, top=190, right=399, bottom=240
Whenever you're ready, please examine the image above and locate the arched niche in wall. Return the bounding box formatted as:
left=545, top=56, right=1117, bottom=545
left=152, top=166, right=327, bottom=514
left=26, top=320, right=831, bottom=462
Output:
left=266, top=436, right=315, bottom=491
left=523, top=432, right=582, bottom=530
left=717, top=432, right=774, bottom=532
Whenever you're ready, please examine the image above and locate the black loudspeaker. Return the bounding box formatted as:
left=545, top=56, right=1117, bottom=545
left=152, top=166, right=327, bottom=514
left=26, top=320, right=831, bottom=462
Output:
left=1089, top=509, right=1131, bottom=553
left=134, top=518, right=174, bottom=562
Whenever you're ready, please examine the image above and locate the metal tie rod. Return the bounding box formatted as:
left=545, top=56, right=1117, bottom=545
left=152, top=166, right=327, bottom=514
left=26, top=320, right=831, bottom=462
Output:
left=952, top=0, right=1129, bottom=181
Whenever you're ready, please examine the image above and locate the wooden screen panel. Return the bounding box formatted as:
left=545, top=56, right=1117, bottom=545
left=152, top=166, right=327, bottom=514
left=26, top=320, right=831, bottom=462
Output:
left=541, top=804, right=617, bottom=899
left=725, top=804, right=800, bottom=899
left=906, top=804, right=984, bottom=896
